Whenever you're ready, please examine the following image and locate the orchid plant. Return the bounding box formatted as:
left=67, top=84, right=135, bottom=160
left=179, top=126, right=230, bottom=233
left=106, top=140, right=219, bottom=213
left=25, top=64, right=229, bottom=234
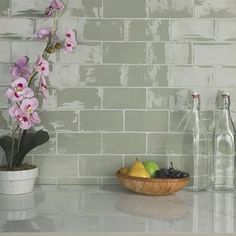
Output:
left=0, top=0, right=77, bottom=170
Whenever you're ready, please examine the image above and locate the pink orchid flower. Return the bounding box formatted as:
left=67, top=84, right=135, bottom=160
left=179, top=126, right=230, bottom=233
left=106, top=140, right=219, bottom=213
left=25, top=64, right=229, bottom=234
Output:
left=39, top=76, right=49, bottom=99
left=64, top=30, right=77, bottom=53
left=9, top=98, right=40, bottom=130
left=8, top=104, right=18, bottom=118
left=6, top=77, right=34, bottom=102
left=34, top=28, right=51, bottom=40
left=35, top=55, right=49, bottom=77
left=10, top=56, right=32, bottom=80
left=45, top=0, right=64, bottom=16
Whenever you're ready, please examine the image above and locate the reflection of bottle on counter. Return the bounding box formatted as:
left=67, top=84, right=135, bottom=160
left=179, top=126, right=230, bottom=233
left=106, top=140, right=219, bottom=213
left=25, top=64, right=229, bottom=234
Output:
left=213, top=92, right=236, bottom=190
left=212, top=192, right=234, bottom=233
left=182, top=92, right=208, bottom=191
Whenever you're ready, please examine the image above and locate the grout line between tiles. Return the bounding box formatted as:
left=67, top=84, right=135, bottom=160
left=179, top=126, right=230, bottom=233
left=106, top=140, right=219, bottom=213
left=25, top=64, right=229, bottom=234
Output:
left=101, top=132, right=103, bottom=154
left=122, top=110, right=125, bottom=131
left=101, top=0, right=104, bottom=18
left=77, top=155, right=80, bottom=177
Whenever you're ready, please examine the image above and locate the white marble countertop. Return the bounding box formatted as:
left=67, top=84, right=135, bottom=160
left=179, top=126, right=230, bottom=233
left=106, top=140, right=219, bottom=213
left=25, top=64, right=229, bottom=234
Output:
left=0, top=185, right=235, bottom=233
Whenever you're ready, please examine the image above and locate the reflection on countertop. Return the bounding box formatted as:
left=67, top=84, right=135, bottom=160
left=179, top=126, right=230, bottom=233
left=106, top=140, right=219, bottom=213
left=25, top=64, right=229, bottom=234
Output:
left=0, top=185, right=235, bottom=232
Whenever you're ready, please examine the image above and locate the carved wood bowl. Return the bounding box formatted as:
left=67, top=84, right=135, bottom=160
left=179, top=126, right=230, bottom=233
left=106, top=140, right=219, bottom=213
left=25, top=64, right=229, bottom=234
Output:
left=116, top=170, right=190, bottom=196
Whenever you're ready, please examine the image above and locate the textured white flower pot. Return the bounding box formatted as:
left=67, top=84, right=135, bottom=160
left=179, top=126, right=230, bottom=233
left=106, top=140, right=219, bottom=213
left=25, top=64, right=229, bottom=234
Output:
left=0, top=166, right=38, bottom=195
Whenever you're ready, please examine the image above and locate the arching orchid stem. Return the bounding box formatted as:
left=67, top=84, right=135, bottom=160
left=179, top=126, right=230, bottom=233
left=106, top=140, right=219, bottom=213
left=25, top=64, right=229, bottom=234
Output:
left=17, top=129, right=22, bottom=153
left=28, top=71, right=38, bottom=87
left=9, top=124, right=19, bottom=168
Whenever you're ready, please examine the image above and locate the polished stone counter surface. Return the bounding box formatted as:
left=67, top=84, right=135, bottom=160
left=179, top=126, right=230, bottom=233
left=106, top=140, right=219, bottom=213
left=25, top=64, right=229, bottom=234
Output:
left=0, top=185, right=235, bottom=233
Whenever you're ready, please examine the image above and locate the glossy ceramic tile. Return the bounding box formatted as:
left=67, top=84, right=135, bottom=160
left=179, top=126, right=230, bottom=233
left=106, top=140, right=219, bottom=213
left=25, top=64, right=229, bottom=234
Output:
left=0, top=186, right=236, bottom=232
left=2, top=0, right=236, bottom=184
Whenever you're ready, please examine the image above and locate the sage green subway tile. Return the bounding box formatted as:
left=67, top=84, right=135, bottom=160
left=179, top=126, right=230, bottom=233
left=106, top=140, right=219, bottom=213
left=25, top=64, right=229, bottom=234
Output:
left=147, top=42, right=192, bottom=64
left=0, top=41, right=10, bottom=63
left=172, top=19, right=215, bottom=41
left=36, top=111, right=78, bottom=132
left=148, top=133, right=180, bottom=154
left=125, top=19, right=169, bottom=41
left=147, top=88, right=189, bottom=110
left=147, top=0, right=193, bottom=18
left=0, top=87, right=8, bottom=108
left=79, top=155, right=123, bottom=176
left=169, top=66, right=214, bottom=87
left=59, top=42, right=101, bottom=64
left=57, top=177, right=101, bottom=185
left=35, top=178, right=57, bottom=185
left=80, top=65, right=167, bottom=87
left=215, top=66, right=236, bottom=87
left=124, top=65, right=168, bottom=87
left=34, top=155, right=78, bottom=178
left=79, top=65, right=123, bottom=87
left=0, top=63, right=11, bottom=85
left=102, top=133, right=146, bottom=154
left=101, top=178, right=119, bottom=185
left=38, top=88, right=57, bottom=110
left=103, top=88, right=146, bottom=109
left=11, top=42, right=46, bottom=63
left=217, top=20, right=236, bottom=41
left=148, top=133, right=205, bottom=155
left=170, top=111, right=214, bottom=132
left=125, top=111, right=168, bottom=132
left=79, top=19, right=124, bottom=41
left=57, top=133, right=101, bottom=154
left=50, top=64, right=79, bottom=87
left=0, top=0, right=9, bottom=16
left=180, top=156, right=208, bottom=176
left=195, top=0, right=236, bottom=18
left=103, top=0, right=147, bottom=18
left=124, top=155, right=168, bottom=169
left=148, top=88, right=217, bottom=111
left=103, top=42, right=146, bottom=64
left=31, top=133, right=56, bottom=154
left=57, top=88, right=101, bottom=109
left=194, top=43, right=236, bottom=65
left=80, top=111, right=123, bottom=131
left=0, top=110, right=8, bottom=131
left=61, top=0, right=102, bottom=18
left=11, top=0, right=48, bottom=16
left=0, top=19, right=34, bottom=39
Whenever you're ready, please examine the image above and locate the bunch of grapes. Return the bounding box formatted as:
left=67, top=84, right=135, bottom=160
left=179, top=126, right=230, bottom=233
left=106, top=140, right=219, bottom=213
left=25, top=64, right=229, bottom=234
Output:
left=155, top=162, right=189, bottom=179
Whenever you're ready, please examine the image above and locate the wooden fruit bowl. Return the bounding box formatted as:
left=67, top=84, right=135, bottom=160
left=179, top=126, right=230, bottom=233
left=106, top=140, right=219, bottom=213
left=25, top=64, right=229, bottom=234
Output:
left=116, top=170, right=190, bottom=196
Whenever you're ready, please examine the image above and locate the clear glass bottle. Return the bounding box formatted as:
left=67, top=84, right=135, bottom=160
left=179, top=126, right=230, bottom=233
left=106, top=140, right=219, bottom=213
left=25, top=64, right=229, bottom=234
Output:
left=212, top=92, right=236, bottom=190
left=183, top=92, right=208, bottom=191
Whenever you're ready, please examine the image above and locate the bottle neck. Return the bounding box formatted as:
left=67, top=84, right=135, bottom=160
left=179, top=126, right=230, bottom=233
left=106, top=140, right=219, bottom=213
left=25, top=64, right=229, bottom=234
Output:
left=217, top=101, right=234, bottom=131
left=220, top=105, right=231, bottom=122
left=220, top=96, right=230, bottom=117
left=189, top=97, right=201, bottom=131
left=191, top=97, right=200, bottom=112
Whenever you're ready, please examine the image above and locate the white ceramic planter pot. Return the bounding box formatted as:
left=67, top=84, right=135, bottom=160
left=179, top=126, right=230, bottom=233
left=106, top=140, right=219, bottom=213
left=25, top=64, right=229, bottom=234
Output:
left=0, top=166, right=38, bottom=195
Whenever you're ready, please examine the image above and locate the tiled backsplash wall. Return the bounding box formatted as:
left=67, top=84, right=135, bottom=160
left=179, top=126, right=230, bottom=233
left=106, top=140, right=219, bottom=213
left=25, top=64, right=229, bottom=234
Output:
left=0, top=0, right=236, bottom=184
